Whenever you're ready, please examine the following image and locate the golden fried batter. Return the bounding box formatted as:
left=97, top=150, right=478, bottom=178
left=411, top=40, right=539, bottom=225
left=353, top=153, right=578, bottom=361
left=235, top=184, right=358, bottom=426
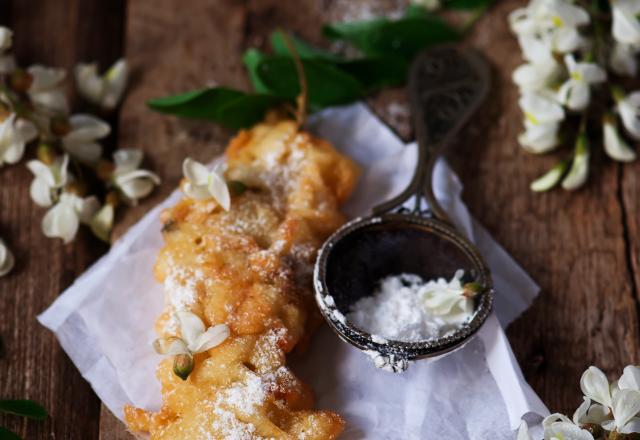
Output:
left=124, top=116, right=359, bottom=439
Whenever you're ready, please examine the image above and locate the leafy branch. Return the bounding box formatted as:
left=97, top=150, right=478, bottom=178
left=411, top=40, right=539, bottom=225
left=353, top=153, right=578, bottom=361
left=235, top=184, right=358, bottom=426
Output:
left=147, top=2, right=494, bottom=129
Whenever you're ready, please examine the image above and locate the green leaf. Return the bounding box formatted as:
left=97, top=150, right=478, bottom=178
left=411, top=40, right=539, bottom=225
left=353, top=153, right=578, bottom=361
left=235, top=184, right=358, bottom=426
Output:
left=270, top=30, right=342, bottom=62
left=404, top=4, right=431, bottom=18
left=323, top=16, right=458, bottom=59
left=254, top=56, right=364, bottom=109
left=242, top=49, right=271, bottom=94
left=0, top=427, right=21, bottom=440
left=147, top=87, right=282, bottom=129
left=337, top=56, right=408, bottom=91
left=270, top=31, right=407, bottom=92
left=0, top=400, right=47, bottom=420
left=445, top=0, right=493, bottom=10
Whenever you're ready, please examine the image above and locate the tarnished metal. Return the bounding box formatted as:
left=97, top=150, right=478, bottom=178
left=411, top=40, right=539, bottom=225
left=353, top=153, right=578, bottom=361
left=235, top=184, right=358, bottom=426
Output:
left=313, top=45, right=493, bottom=369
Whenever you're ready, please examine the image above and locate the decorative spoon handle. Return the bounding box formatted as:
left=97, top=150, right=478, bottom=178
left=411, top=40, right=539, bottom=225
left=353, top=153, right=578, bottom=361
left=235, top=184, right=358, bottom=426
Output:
left=373, top=45, right=490, bottom=220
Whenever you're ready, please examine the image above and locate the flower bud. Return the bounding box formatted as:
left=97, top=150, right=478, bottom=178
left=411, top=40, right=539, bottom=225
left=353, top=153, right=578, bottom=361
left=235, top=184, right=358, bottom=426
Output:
left=9, top=68, right=33, bottom=93
left=37, top=143, right=57, bottom=165
left=173, top=353, right=194, bottom=380
left=50, top=116, right=71, bottom=137
left=96, top=159, right=115, bottom=181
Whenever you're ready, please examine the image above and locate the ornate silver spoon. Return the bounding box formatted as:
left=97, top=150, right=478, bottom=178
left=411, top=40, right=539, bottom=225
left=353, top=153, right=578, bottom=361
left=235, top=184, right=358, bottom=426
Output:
left=314, top=45, right=493, bottom=372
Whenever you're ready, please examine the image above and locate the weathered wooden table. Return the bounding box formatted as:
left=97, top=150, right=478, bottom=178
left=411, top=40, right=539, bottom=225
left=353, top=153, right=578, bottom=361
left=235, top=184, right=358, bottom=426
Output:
left=1, top=0, right=638, bottom=438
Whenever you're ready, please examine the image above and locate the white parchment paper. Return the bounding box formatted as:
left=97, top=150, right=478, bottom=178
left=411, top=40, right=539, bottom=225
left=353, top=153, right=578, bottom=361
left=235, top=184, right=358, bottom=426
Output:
left=39, top=103, right=548, bottom=439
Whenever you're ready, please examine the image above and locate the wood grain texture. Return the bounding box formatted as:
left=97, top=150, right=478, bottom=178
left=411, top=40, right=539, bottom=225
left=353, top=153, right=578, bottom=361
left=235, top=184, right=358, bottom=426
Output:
left=0, top=0, right=125, bottom=438
left=1, top=0, right=639, bottom=438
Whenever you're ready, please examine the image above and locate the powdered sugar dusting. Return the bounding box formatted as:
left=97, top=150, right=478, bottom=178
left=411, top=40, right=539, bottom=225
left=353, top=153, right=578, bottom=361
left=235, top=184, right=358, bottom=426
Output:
left=347, top=272, right=472, bottom=342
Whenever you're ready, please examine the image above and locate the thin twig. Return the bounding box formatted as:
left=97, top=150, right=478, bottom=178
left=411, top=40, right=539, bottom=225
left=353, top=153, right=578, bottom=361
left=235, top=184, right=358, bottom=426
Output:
left=279, top=30, right=308, bottom=128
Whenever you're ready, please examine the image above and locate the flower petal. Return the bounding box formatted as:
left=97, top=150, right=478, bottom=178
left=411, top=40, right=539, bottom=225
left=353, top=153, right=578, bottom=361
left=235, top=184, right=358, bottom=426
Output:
left=102, top=59, right=128, bottom=110
left=562, top=136, right=590, bottom=191
left=153, top=337, right=189, bottom=356
left=182, top=157, right=210, bottom=185
left=544, top=421, right=594, bottom=440
left=620, top=366, right=640, bottom=391
left=176, top=311, right=206, bottom=348
left=65, top=114, right=111, bottom=142
left=62, top=140, right=103, bottom=164
left=517, top=420, right=533, bottom=440
left=0, top=238, right=14, bottom=277
left=207, top=169, right=231, bottom=211
left=29, top=177, right=53, bottom=207
left=113, top=148, right=143, bottom=173
left=74, top=62, right=104, bottom=105
left=580, top=366, right=612, bottom=408
left=188, top=324, right=230, bottom=353
left=604, top=118, right=637, bottom=162
left=612, top=389, right=640, bottom=429
left=42, top=201, right=80, bottom=244
left=90, top=203, right=114, bottom=243
left=530, top=160, right=568, bottom=192
left=0, top=27, right=13, bottom=51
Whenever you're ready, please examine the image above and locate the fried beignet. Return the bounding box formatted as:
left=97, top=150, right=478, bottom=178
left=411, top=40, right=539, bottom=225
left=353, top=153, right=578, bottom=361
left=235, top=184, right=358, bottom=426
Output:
left=124, top=117, right=358, bottom=439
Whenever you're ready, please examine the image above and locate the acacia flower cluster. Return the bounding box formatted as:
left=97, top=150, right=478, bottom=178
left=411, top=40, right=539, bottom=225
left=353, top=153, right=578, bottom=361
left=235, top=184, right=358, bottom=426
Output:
left=0, top=25, right=160, bottom=275
left=518, top=365, right=640, bottom=439
left=509, top=0, right=640, bottom=191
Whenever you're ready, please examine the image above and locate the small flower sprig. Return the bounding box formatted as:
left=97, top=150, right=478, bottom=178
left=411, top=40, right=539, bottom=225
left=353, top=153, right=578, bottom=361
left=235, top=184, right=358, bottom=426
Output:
left=153, top=311, right=230, bottom=380
left=518, top=365, right=640, bottom=439
left=0, top=26, right=160, bottom=245
left=509, top=0, right=640, bottom=192
left=422, top=270, right=482, bottom=325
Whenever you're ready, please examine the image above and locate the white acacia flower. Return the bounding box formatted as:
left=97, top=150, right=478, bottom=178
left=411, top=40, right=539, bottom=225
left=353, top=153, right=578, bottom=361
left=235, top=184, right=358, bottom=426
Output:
left=619, top=365, right=640, bottom=391
left=0, top=238, right=14, bottom=277
left=0, top=114, right=38, bottom=166
left=601, top=389, right=640, bottom=434
left=89, top=203, right=114, bottom=243
left=603, top=114, right=637, bottom=162
left=421, top=270, right=476, bottom=325
left=539, top=413, right=595, bottom=440
left=26, top=154, right=70, bottom=207
left=0, top=26, right=15, bottom=74
left=27, top=65, right=68, bottom=114
left=0, top=26, right=12, bottom=51
left=513, top=37, right=561, bottom=91
left=544, top=421, right=594, bottom=440
left=612, top=0, right=640, bottom=46
left=182, top=158, right=230, bottom=211
left=509, top=0, right=590, bottom=53
left=42, top=192, right=100, bottom=244
left=518, top=92, right=564, bottom=153
left=61, top=114, right=110, bottom=164
left=580, top=365, right=613, bottom=408
left=616, top=91, right=640, bottom=140
left=75, top=59, right=128, bottom=110
left=519, top=120, right=561, bottom=153
left=112, top=149, right=160, bottom=205
left=154, top=311, right=230, bottom=380
left=610, top=42, right=639, bottom=77
left=572, top=397, right=610, bottom=425
left=562, top=135, right=589, bottom=190
left=557, top=55, right=607, bottom=111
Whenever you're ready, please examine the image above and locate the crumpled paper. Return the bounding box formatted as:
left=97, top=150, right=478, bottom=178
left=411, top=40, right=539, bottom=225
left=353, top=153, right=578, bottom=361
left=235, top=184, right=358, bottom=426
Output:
left=39, top=102, right=548, bottom=439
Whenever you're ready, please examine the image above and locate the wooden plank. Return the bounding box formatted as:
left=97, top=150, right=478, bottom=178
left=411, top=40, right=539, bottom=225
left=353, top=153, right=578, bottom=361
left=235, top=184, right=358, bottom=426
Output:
left=453, top=0, right=640, bottom=415
left=0, top=0, right=125, bottom=438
